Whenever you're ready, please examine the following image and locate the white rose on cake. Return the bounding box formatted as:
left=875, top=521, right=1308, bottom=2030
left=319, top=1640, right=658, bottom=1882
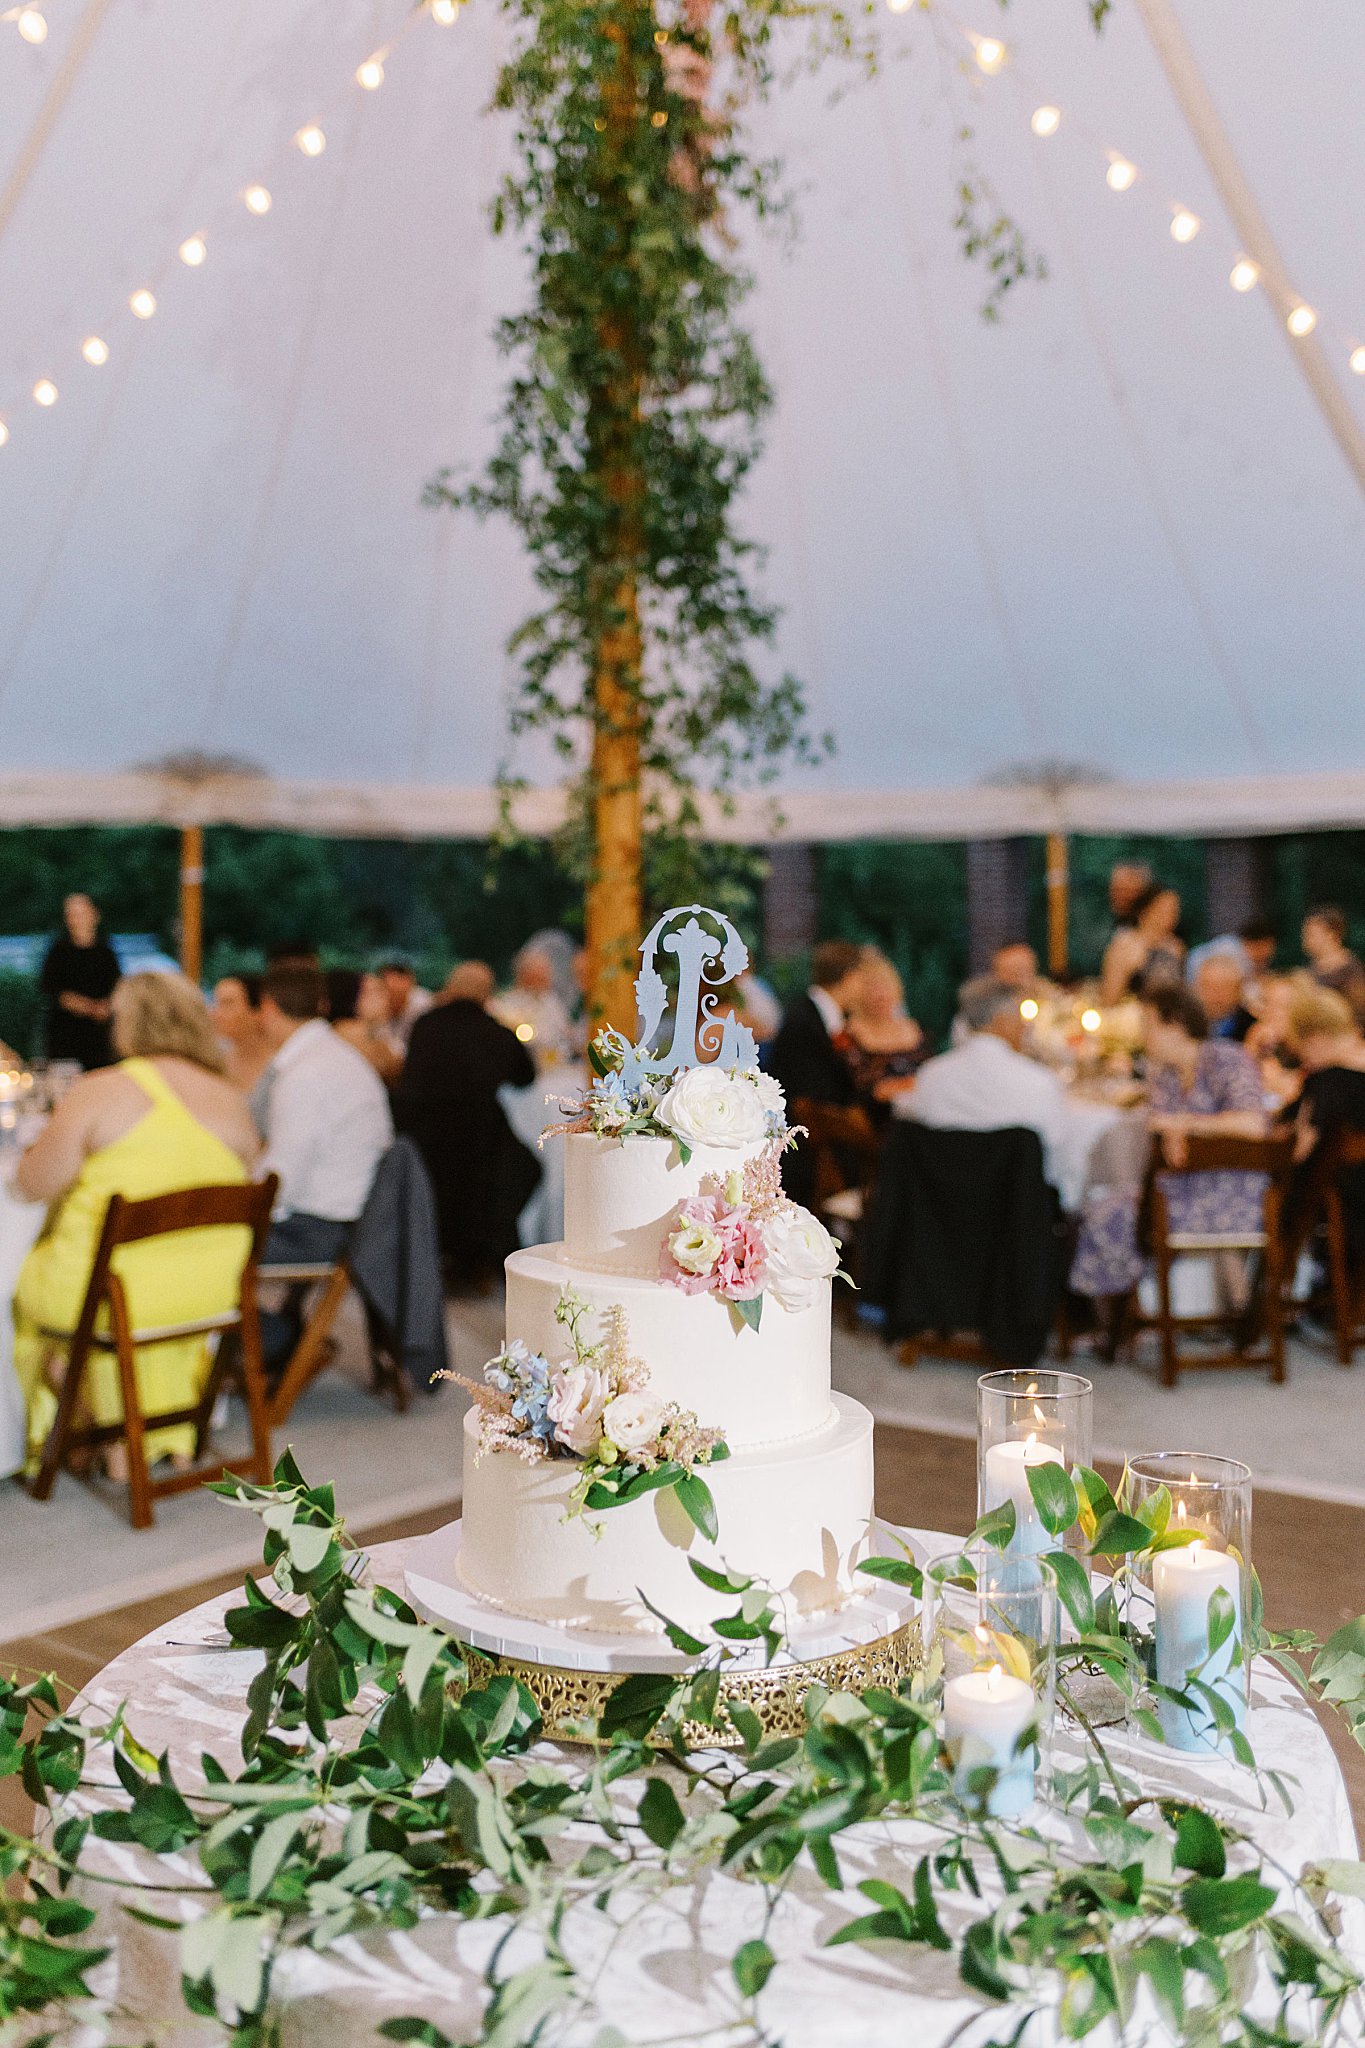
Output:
left=666, top=1215, right=723, bottom=1277
left=763, top=1204, right=841, bottom=1313
left=750, top=1070, right=787, bottom=1125
left=654, top=1066, right=769, bottom=1150
left=546, top=1362, right=611, bottom=1456
left=601, top=1391, right=666, bottom=1455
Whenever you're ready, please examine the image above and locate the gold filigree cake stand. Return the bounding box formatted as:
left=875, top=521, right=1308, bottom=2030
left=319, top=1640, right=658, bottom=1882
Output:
left=405, top=1522, right=927, bottom=1749
left=451, top=1618, right=924, bottom=1747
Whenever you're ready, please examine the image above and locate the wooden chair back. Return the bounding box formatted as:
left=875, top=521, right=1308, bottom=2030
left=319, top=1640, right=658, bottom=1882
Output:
left=789, top=1098, right=881, bottom=1209
left=1304, top=1125, right=1365, bottom=1365
left=30, top=1175, right=278, bottom=1528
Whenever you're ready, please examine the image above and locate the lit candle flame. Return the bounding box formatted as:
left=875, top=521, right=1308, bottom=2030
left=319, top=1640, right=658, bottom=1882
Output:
left=987, top=1663, right=1003, bottom=1692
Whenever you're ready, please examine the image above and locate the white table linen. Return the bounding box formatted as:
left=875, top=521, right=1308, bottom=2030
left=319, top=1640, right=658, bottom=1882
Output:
left=65, top=1532, right=1362, bottom=2047
left=500, top=1063, right=584, bottom=1248
left=0, top=1162, right=45, bottom=1477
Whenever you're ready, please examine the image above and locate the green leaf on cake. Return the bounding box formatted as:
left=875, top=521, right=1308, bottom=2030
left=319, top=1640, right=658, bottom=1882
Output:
left=730, top=1294, right=763, bottom=1333
left=674, top=1473, right=719, bottom=1543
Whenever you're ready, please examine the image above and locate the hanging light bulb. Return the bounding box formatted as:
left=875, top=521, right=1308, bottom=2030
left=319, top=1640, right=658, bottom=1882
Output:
left=1287, top=303, right=1317, bottom=338
left=179, top=234, right=207, bottom=267
left=973, top=35, right=1006, bottom=74
left=356, top=54, right=385, bottom=89
left=296, top=123, right=326, bottom=156
left=1229, top=257, right=1260, bottom=293
left=1105, top=153, right=1137, bottom=193
left=81, top=335, right=109, bottom=366
left=431, top=0, right=459, bottom=21
left=1350, top=347, right=1365, bottom=376
left=0, top=420, right=8, bottom=449
left=243, top=184, right=272, bottom=215
left=886, top=0, right=913, bottom=12
left=16, top=8, right=47, bottom=44
left=1030, top=105, right=1061, bottom=138
left=33, top=379, right=58, bottom=407
left=129, top=288, right=156, bottom=318
left=1170, top=208, right=1200, bottom=244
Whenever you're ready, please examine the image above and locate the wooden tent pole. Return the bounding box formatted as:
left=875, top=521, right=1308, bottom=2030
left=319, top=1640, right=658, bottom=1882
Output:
left=179, top=825, right=204, bottom=985
left=1045, top=831, right=1069, bottom=980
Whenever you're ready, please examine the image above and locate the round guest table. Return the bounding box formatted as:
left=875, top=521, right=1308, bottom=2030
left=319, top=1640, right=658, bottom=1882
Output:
left=60, top=1531, right=1362, bottom=2046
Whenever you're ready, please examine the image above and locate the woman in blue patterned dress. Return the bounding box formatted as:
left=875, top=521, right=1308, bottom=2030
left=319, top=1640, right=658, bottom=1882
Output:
left=1071, top=984, right=1266, bottom=1302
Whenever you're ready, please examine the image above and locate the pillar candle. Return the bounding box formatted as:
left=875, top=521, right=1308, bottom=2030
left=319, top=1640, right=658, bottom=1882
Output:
left=1152, top=1540, right=1244, bottom=1753
left=943, top=1663, right=1036, bottom=1816
left=982, top=1433, right=1065, bottom=1555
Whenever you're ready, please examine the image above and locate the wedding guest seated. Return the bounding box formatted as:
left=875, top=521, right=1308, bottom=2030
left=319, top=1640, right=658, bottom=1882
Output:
left=490, top=944, right=575, bottom=1068
left=393, top=961, right=540, bottom=1288
left=1244, top=975, right=1303, bottom=1111
left=327, top=968, right=405, bottom=1084
left=378, top=959, right=433, bottom=1056
left=1099, top=885, right=1186, bottom=1005
left=1070, top=984, right=1266, bottom=1309
left=1193, top=953, right=1255, bottom=1043
left=255, top=963, right=393, bottom=1357
left=1301, top=905, right=1365, bottom=1024
left=1187, top=917, right=1276, bottom=1001
left=212, top=973, right=272, bottom=1104
left=12, top=972, right=259, bottom=1473
left=1282, top=982, right=1365, bottom=1254
left=768, top=939, right=865, bottom=1204
left=1107, top=860, right=1154, bottom=935
left=899, top=975, right=1070, bottom=1199
left=839, top=949, right=927, bottom=1118
left=40, top=892, right=120, bottom=1070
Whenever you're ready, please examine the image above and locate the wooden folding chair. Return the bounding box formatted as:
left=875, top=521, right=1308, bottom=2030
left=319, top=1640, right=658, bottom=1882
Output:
left=257, top=1261, right=411, bottom=1430
left=29, top=1175, right=279, bottom=1529
left=1304, top=1126, right=1365, bottom=1366
left=790, top=1098, right=883, bottom=1326
left=1139, top=1131, right=1296, bottom=1388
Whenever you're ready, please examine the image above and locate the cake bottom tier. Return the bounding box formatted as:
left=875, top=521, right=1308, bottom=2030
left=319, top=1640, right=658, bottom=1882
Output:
left=457, top=1392, right=875, bottom=1638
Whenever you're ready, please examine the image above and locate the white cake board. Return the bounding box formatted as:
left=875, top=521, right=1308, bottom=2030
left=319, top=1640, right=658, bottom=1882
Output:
left=404, top=1519, right=927, bottom=1676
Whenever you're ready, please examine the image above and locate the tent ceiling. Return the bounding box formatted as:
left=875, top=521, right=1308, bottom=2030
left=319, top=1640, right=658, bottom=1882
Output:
left=0, top=0, right=1362, bottom=838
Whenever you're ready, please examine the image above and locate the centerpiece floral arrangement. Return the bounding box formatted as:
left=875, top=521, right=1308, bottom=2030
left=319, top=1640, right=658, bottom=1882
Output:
left=659, top=1138, right=844, bottom=1331
left=455, top=1286, right=728, bottom=1538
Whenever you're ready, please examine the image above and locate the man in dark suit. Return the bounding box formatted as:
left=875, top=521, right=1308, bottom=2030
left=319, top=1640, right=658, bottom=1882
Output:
left=392, top=961, right=540, bottom=1289
left=768, top=939, right=866, bottom=1205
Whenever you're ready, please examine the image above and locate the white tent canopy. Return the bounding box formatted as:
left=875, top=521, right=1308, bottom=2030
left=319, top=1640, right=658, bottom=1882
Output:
left=0, top=0, right=1363, bottom=840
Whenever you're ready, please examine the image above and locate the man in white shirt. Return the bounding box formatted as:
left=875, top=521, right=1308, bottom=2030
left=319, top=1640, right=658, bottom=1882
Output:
left=378, top=960, right=433, bottom=1057
left=256, top=961, right=394, bottom=1299
left=899, top=975, right=1071, bottom=1200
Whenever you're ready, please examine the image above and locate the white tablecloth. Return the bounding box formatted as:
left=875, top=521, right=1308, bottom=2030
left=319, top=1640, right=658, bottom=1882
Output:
left=65, top=1532, right=1362, bottom=2046
left=0, top=1164, right=45, bottom=1477
left=500, top=1063, right=585, bottom=1248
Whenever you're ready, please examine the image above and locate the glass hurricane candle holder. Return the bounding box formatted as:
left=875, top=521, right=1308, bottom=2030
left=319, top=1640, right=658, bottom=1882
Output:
left=1127, top=1452, right=1252, bottom=1753
left=923, top=1542, right=1057, bottom=1816
left=977, top=1369, right=1093, bottom=1554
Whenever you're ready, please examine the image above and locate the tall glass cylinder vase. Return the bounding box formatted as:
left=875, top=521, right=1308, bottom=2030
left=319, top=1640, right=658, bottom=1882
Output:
left=923, top=1542, right=1057, bottom=1816
left=977, top=1369, right=1093, bottom=1554
left=1126, top=1452, right=1252, bottom=1753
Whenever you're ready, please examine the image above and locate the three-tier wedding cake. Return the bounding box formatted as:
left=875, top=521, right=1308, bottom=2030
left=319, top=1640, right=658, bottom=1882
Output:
left=453, top=906, right=877, bottom=1642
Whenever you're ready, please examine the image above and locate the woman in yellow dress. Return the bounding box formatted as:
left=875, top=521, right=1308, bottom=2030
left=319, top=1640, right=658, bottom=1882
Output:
left=13, top=971, right=261, bottom=1472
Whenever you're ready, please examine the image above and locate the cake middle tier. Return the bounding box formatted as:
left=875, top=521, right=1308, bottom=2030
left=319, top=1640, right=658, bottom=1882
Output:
left=506, top=1244, right=833, bottom=1452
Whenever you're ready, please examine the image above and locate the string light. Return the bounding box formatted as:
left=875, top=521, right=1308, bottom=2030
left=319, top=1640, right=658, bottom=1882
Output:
left=1105, top=153, right=1137, bottom=193
left=32, top=379, right=57, bottom=406
left=1350, top=347, right=1365, bottom=376
left=356, top=55, right=385, bottom=89
left=178, top=234, right=207, bottom=267
left=81, top=335, right=109, bottom=366
left=0, top=420, right=8, bottom=449
left=243, top=184, right=272, bottom=215
left=295, top=124, right=326, bottom=157
left=129, top=288, right=156, bottom=318
left=1230, top=258, right=1260, bottom=292
left=886, top=0, right=914, bottom=13
left=973, top=34, right=1006, bottom=74
left=1287, top=303, right=1317, bottom=338
left=1030, top=105, right=1061, bottom=138
left=16, top=7, right=46, bottom=43
left=1170, top=208, right=1200, bottom=245
left=431, top=0, right=459, bottom=21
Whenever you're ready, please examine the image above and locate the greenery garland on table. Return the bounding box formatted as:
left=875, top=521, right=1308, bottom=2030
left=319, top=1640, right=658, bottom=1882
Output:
left=3, top=1452, right=1365, bottom=2045
left=424, top=0, right=1047, bottom=1028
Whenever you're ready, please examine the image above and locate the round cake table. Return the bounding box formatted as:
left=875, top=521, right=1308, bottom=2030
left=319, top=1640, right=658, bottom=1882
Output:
left=64, top=1532, right=1363, bottom=2046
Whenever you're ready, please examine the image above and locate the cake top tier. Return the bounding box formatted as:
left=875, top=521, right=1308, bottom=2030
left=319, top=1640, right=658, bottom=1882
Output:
left=563, top=1126, right=773, bottom=1277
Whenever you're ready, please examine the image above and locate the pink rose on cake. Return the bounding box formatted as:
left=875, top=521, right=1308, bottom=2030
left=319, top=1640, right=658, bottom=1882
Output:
left=763, top=1203, right=842, bottom=1313
left=546, top=1360, right=611, bottom=1455
left=661, top=1192, right=766, bottom=1301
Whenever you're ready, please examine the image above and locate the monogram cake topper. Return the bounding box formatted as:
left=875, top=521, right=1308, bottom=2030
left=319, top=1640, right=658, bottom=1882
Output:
left=609, top=904, right=759, bottom=1091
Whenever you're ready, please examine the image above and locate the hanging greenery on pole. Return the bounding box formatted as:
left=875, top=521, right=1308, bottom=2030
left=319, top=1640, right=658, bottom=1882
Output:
left=427, top=1, right=876, bottom=1028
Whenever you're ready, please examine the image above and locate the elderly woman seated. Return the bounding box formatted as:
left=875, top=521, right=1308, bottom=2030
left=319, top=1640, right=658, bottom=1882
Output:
left=1071, top=983, right=1266, bottom=1316
left=13, top=972, right=260, bottom=1476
